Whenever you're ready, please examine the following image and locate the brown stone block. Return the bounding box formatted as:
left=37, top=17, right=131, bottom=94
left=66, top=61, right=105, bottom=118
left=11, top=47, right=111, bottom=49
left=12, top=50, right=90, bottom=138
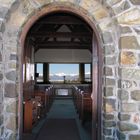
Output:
left=120, top=52, right=136, bottom=65
left=103, top=128, right=112, bottom=136
left=103, top=120, right=116, bottom=127
left=118, top=79, right=137, bottom=89
left=119, top=68, right=140, bottom=80
left=5, top=83, right=17, bottom=98
left=104, top=87, right=114, bottom=97
left=93, top=8, right=108, bottom=21
left=105, top=78, right=116, bottom=86
left=103, top=113, right=114, bottom=120
left=130, top=0, right=140, bottom=5
left=117, top=8, right=140, bottom=25
left=104, top=56, right=116, bottom=65
left=118, top=113, right=130, bottom=121
left=21, top=0, right=36, bottom=15
left=113, top=1, right=130, bottom=15
left=6, top=101, right=18, bottom=114
left=103, top=98, right=116, bottom=113
left=130, top=134, right=140, bottom=140
left=6, top=115, right=17, bottom=131
left=10, top=54, right=17, bottom=60
left=120, top=26, right=132, bottom=34
left=131, top=90, right=140, bottom=101
left=117, top=89, right=129, bottom=100
left=6, top=71, right=16, bottom=81
left=8, top=62, right=16, bottom=69
left=104, top=136, right=114, bottom=140
left=107, top=0, right=122, bottom=5
left=133, top=113, right=140, bottom=123
left=29, top=0, right=51, bottom=6
left=121, top=103, right=137, bottom=112
left=119, top=36, right=139, bottom=50
left=103, top=45, right=115, bottom=55
left=102, top=32, right=113, bottom=44
left=118, top=122, right=138, bottom=131
left=116, top=130, right=126, bottom=140
left=104, top=67, right=113, bottom=76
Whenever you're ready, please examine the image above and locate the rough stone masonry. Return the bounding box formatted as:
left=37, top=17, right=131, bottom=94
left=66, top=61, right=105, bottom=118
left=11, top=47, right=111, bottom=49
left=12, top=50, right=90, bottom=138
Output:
left=0, top=0, right=139, bottom=140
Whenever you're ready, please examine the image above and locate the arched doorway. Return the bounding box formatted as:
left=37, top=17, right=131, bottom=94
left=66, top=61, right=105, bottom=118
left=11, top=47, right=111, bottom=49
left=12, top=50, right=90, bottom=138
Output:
left=20, top=8, right=102, bottom=140
left=1, top=0, right=124, bottom=139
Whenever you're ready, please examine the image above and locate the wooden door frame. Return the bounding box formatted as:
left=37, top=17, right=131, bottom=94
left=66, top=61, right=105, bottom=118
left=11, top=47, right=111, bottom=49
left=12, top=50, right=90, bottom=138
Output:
left=91, top=32, right=102, bottom=140
left=19, top=6, right=102, bottom=140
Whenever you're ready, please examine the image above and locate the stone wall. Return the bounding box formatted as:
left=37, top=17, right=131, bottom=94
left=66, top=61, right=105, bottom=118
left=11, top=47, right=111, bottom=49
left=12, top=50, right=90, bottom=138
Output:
left=105, top=1, right=140, bottom=140
left=0, top=0, right=139, bottom=140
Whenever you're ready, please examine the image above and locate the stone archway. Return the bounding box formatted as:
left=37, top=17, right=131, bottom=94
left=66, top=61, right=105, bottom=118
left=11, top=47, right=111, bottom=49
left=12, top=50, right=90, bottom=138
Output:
left=1, top=1, right=120, bottom=140
left=20, top=5, right=104, bottom=140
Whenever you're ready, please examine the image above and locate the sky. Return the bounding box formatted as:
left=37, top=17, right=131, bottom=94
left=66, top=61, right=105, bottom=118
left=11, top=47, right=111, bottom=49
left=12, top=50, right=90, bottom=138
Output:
left=37, top=63, right=90, bottom=75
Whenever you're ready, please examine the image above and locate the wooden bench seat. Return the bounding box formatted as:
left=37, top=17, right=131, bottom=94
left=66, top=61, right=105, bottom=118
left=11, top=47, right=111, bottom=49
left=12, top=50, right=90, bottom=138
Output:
left=73, top=85, right=92, bottom=124
left=23, top=85, right=54, bottom=133
left=79, top=92, right=92, bottom=124
left=23, top=98, right=42, bottom=133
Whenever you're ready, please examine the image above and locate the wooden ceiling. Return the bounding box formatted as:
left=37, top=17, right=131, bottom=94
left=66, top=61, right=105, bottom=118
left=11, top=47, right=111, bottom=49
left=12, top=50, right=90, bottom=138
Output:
left=27, top=13, right=93, bottom=52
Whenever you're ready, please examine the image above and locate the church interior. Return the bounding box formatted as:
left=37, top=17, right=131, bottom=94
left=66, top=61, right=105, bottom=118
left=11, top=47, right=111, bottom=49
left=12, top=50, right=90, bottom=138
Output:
left=22, top=12, right=93, bottom=140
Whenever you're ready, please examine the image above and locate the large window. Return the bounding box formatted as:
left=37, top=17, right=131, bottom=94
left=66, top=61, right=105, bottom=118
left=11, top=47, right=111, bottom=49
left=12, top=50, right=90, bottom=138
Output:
left=49, top=64, right=79, bottom=83
left=36, top=63, right=43, bottom=82
left=35, top=63, right=91, bottom=83
left=85, top=64, right=91, bottom=82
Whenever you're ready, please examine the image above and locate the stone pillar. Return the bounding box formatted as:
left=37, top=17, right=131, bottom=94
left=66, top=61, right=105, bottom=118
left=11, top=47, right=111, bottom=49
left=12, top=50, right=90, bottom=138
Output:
left=43, top=63, right=49, bottom=83
left=79, top=63, right=85, bottom=83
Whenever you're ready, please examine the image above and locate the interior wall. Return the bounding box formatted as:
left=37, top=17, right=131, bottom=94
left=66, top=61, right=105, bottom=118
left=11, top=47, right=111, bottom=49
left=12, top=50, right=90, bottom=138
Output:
left=23, top=42, right=35, bottom=100
left=35, top=49, right=92, bottom=63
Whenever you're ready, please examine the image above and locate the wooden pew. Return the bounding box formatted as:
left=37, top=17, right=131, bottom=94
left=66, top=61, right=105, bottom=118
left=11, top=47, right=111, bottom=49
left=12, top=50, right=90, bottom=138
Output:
left=23, top=85, right=54, bottom=133
left=73, top=86, right=81, bottom=113
left=34, top=85, right=54, bottom=113
left=45, top=86, right=54, bottom=112
left=23, top=98, right=42, bottom=133
left=73, top=85, right=92, bottom=124
left=79, top=92, right=92, bottom=124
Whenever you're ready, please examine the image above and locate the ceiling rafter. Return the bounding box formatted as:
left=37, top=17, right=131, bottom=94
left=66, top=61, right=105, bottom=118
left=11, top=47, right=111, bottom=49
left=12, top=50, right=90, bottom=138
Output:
left=27, top=13, right=93, bottom=52
left=29, top=32, right=92, bottom=38
left=35, top=41, right=91, bottom=47
left=35, top=15, right=86, bottom=25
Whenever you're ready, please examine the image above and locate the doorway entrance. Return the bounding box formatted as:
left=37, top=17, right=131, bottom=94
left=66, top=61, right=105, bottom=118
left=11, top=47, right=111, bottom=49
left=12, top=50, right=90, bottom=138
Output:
left=22, top=11, right=101, bottom=140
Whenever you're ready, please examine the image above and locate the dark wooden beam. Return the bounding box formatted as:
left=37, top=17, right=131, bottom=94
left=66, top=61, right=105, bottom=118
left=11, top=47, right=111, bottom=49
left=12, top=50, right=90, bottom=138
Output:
left=35, top=16, right=85, bottom=25
left=37, top=45, right=91, bottom=49
left=35, top=47, right=92, bottom=52
left=29, top=32, right=92, bottom=38
left=35, top=41, right=91, bottom=50
left=35, top=47, right=91, bottom=53
left=67, top=25, right=92, bottom=43
left=36, top=41, right=90, bottom=46
left=31, top=24, right=42, bottom=32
